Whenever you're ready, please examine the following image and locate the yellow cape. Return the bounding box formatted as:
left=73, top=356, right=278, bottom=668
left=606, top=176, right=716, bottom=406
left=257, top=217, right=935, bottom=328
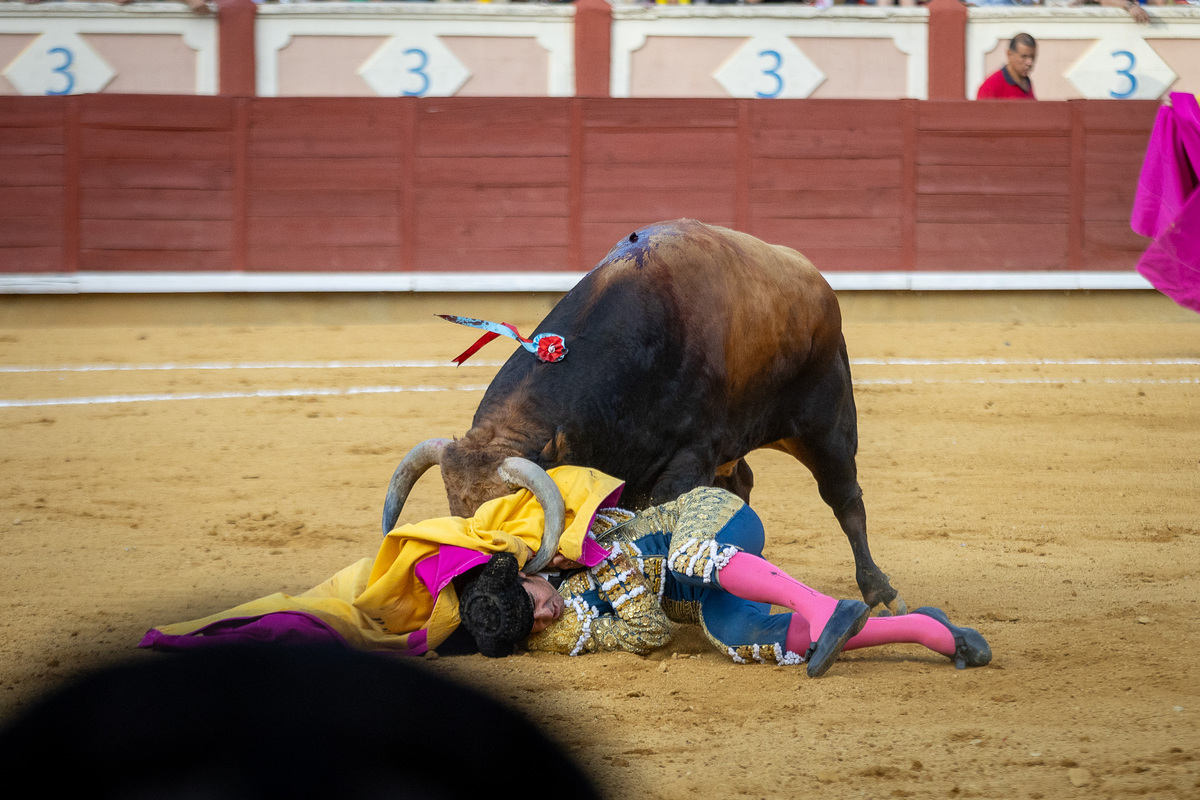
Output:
left=148, top=466, right=624, bottom=654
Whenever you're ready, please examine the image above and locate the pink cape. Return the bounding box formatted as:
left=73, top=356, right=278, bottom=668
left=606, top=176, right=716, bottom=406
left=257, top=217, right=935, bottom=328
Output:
left=1131, top=93, right=1200, bottom=314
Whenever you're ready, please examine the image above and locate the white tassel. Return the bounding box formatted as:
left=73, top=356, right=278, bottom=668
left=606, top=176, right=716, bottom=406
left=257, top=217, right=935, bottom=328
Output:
left=566, top=596, right=598, bottom=657
left=600, top=569, right=633, bottom=592
left=685, top=541, right=705, bottom=577
left=775, top=643, right=804, bottom=666
left=710, top=544, right=737, bottom=583
left=611, top=585, right=645, bottom=608
left=701, top=541, right=720, bottom=583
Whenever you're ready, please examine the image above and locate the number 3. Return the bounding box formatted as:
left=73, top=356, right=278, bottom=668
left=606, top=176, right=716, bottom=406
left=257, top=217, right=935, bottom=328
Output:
left=757, top=50, right=784, bottom=99
left=46, top=46, right=75, bottom=96
left=1109, top=50, right=1137, bottom=99
left=401, top=48, right=430, bottom=97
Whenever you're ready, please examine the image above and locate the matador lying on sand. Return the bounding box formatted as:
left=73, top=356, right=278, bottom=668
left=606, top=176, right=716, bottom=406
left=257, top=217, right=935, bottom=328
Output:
left=143, top=466, right=988, bottom=677
left=458, top=485, right=989, bottom=676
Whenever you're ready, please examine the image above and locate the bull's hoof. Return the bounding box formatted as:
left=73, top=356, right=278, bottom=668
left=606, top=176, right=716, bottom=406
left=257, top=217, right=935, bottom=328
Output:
left=870, top=596, right=907, bottom=617
left=859, top=573, right=903, bottom=618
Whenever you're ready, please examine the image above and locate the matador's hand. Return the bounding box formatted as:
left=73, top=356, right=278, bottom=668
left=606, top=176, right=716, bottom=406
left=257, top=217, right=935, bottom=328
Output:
left=544, top=552, right=583, bottom=570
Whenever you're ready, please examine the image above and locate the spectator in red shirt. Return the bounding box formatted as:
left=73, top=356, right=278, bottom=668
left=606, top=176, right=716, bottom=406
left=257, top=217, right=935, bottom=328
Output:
left=977, top=33, right=1037, bottom=100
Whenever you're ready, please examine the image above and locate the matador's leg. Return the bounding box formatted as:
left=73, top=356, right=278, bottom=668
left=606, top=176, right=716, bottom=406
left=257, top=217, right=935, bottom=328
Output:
left=663, top=487, right=867, bottom=675
left=665, top=490, right=989, bottom=671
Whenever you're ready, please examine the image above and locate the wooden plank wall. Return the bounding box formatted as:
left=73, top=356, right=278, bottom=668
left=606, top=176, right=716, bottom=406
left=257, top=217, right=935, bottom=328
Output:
left=581, top=100, right=740, bottom=259
left=415, top=99, right=573, bottom=271
left=917, top=101, right=1074, bottom=271
left=247, top=99, right=402, bottom=271
left=750, top=100, right=911, bottom=272
left=79, top=96, right=236, bottom=272
left=1080, top=101, right=1163, bottom=271
left=0, top=98, right=68, bottom=272
left=0, top=95, right=1158, bottom=276
left=913, top=100, right=1160, bottom=272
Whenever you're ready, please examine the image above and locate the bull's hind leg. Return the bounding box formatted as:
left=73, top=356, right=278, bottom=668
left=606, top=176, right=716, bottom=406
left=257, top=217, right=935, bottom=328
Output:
left=773, top=434, right=904, bottom=615
left=771, top=349, right=904, bottom=614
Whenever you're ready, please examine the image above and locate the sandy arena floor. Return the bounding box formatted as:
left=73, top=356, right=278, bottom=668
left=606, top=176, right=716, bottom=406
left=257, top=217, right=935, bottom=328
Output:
left=1, top=294, right=1198, bottom=799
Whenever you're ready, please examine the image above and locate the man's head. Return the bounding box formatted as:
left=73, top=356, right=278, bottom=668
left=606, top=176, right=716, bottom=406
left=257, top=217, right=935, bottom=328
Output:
left=459, top=553, right=565, bottom=657
left=1006, top=33, right=1037, bottom=81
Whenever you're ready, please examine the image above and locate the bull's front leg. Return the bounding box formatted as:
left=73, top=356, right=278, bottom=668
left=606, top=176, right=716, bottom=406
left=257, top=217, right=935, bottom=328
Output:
left=712, top=458, right=754, bottom=504
left=647, top=449, right=722, bottom=507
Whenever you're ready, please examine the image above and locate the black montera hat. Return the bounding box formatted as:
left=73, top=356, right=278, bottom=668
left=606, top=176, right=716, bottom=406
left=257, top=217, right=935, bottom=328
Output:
left=459, top=552, right=534, bottom=658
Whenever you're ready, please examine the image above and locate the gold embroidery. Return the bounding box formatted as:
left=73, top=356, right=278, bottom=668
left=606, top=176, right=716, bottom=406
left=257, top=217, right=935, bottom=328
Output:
left=665, top=488, right=745, bottom=585
left=589, top=507, right=636, bottom=540
left=528, top=489, right=750, bottom=657
left=661, top=597, right=701, bottom=625
left=526, top=551, right=670, bottom=656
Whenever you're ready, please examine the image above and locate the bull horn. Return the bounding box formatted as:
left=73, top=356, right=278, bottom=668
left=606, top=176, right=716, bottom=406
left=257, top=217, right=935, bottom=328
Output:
left=382, top=438, right=451, bottom=534
left=497, top=457, right=565, bottom=574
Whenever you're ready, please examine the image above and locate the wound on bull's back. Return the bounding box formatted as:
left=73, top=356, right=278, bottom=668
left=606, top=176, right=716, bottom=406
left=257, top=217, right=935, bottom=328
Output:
left=606, top=226, right=658, bottom=269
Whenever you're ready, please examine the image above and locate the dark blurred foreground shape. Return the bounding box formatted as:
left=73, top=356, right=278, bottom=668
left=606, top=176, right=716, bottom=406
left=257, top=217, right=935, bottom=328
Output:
left=0, top=645, right=600, bottom=800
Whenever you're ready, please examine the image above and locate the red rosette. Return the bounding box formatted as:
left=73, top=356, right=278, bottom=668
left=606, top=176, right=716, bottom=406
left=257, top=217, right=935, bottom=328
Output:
left=535, top=334, right=567, bottom=363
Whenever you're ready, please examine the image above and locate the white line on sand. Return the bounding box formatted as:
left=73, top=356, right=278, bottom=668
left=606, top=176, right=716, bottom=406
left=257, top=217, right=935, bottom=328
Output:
left=855, top=377, right=1200, bottom=386
left=2, top=377, right=1197, bottom=409
left=3, top=357, right=1199, bottom=374
left=0, top=385, right=491, bottom=409
left=0, top=360, right=506, bottom=374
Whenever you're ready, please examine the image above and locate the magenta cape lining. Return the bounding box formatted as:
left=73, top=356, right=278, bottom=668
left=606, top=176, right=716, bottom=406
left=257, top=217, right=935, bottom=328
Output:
left=1131, top=92, right=1200, bottom=314
left=139, top=610, right=366, bottom=651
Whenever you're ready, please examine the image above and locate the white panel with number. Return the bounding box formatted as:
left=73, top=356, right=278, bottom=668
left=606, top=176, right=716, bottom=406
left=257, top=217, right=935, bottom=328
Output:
left=713, top=34, right=825, bottom=100
left=358, top=34, right=470, bottom=98
left=610, top=7, right=930, bottom=100
left=966, top=8, right=1200, bottom=102
left=1065, top=37, right=1177, bottom=101
left=3, top=31, right=115, bottom=96
left=254, top=5, right=576, bottom=98
left=0, top=5, right=217, bottom=95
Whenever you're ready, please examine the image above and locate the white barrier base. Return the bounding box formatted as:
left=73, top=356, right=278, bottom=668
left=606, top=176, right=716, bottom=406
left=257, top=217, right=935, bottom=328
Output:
left=0, top=271, right=1155, bottom=295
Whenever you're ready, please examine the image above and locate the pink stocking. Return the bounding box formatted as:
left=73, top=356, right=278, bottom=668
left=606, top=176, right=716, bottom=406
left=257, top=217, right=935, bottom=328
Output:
left=718, top=552, right=840, bottom=639
left=719, top=553, right=957, bottom=658
left=785, top=613, right=813, bottom=656
left=844, top=616, right=955, bottom=656
left=785, top=612, right=958, bottom=659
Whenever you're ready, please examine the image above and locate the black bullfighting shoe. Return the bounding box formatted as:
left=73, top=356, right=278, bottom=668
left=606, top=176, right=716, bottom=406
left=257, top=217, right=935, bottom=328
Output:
left=912, top=606, right=992, bottom=669
left=805, top=599, right=871, bottom=678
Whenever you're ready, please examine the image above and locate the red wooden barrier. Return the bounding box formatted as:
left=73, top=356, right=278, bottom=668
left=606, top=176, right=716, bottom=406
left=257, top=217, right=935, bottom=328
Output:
left=927, top=0, right=967, bottom=101
left=574, top=0, right=612, bottom=99
left=750, top=100, right=910, bottom=271
left=0, top=96, right=1157, bottom=276
left=217, top=0, right=257, bottom=98
left=0, top=98, right=68, bottom=272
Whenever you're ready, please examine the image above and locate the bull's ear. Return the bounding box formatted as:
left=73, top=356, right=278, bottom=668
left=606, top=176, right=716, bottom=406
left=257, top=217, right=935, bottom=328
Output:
left=539, top=427, right=570, bottom=465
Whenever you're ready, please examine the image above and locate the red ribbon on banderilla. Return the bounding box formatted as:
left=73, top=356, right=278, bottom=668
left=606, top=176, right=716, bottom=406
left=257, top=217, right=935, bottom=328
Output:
left=437, top=314, right=568, bottom=366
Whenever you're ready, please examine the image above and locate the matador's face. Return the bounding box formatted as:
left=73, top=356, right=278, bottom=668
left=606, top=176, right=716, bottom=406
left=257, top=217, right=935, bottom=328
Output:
left=521, top=575, right=564, bottom=633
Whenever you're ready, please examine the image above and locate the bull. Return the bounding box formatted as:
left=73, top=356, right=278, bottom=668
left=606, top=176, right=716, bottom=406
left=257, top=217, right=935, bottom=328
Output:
left=384, top=218, right=903, bottom=614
